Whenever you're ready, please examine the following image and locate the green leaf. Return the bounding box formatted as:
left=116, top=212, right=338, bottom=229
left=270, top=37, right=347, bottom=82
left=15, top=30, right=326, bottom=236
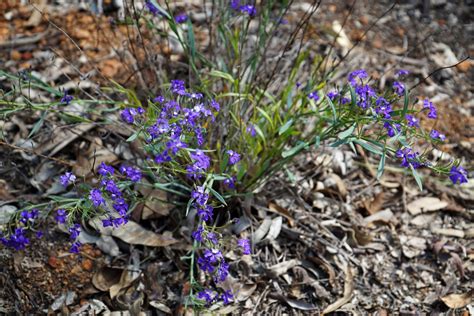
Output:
left=28, top=110, right=47, bottom=138
left=349, top=85, right=357, bottom=108
left=338, top=123, right=356, bottom=140
left=401, top=87, right=410, bottom=117
left=256, top=107, right=275, bottom=130
left=410, top=164, right=423, bottom=190
left=126, top=131, right=140, bottom=142
left=186, top=19, right=196, bottom=62
left=208, top=187, right=227, bottom=206
left=282, top=141, right=308, bottom=158
left=209, top=70, right=235, bottom=83
left=353, top=139, right=383, bottom=155
left=326, top=96, right=337, bottom=123
left=278, top=119, right=293, bottom=135
left=377, top=151, right=386, bottom=180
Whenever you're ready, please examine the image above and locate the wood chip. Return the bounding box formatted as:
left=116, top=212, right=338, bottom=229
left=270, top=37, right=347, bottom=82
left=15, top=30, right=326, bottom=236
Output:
left=432, top=228, right=465, bottom=238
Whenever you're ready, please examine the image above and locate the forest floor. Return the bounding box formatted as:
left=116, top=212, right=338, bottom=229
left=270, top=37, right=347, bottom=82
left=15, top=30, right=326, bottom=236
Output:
left=0, top=0, right=473, bottom=314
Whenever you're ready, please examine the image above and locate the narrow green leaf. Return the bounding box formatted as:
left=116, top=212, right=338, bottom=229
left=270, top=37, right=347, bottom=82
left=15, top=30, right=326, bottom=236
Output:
left=282, top=142, right=308, bottom=158
left=410, top=164, right=423, bottom=190
left=326, top=96, right=337, bottom=123
left=208, top=187, right=227, bottom=206
left=401, top=87, right=410, bottom=117
left=377, top=151, right=386, bottom=179
left=353, top=139, right=383, bottom=155
left=28, top=111, right=47, bottom=138
left=338, top=123, right=356, bottom=140
left=126, top=131, right=140, bottom=142
left=278, top=119, right=293, bottom=135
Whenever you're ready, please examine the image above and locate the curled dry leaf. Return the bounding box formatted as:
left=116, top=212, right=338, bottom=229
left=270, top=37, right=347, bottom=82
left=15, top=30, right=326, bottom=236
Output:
left=92, top=267, right=123, bottom=292
left=441, top=289, right=473, bottom=309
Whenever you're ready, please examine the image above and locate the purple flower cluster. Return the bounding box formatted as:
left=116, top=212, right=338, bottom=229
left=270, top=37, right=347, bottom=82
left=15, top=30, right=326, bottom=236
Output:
left=60, top=91, right=73, bottom=105
left=396, top=147, right=422, bottom=169
left=175, top=14, right=188, bottom=24
left=449, top=166, right=468, bottom=185
left=60, top=171, right=76, bottom=187
left=308, top=91, right=319, bottom=101
left=121, top=107, right=144, bottom=124
left=119, top=165, right=142, bottom=182
left=393, top=81, right=405, bottom=96
left=430, top=129, right=446, bottom=141
left=1, top=228, right=30, bottom=250
left=422, top=99, right=437, bottom=119
left=230, top=1, right=256, bottom=16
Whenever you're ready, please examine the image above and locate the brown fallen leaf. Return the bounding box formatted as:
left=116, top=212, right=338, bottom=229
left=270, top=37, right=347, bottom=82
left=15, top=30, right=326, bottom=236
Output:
left=407, top=197, right=448, bottom=215
left=441, top=290, right=473, bottom=309
left=92, top=267, right=123, bottom=292
left=268, top=202, right=295, bottom=227
left=266, top=259, right=301, bottom=277
left=363, top=191, right=385, bottom=215
left=90, top=218, right=178, bottom=247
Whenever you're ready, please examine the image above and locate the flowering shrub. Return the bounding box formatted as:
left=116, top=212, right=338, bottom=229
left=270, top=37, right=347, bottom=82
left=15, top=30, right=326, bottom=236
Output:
left=0, top=0, right=470, bottom=311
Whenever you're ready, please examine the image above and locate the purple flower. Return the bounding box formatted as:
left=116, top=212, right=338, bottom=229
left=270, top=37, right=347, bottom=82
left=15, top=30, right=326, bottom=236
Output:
left=237, top=238, right=251, bottom=254
left=56, top=209, right=67, bottom=224
left=405, top=114, right=419, bottom=128
left=393, top=81, right=405, bottom=96
left=197, top=289, right=215, bottom=305
left=355, top=84, right=376, bottom=109
left=308, top=91, right=319, bottom=101
left=70, top=241, right=81, bottom=253
left=89, top=189, right=105, bottom=207
left=60, top=172, right=76, bottom=187
left=206, top=232, right=218, bottom=244
left=197, top=205, right=214, bottom=221
left=423, top=98, right=437, bottom=119
left=396, top=147, right=421, bottom=169
left=340, top=97, right=350, bottom=105
left=98, top=162, right=114, bottom=176
left=121, top=108, right=139, bottom=124
left=36, top=231, right=43, bottom=238
left=230, top=0, right=240, bottom=10
left=210, top=99, right=220, bottom=112
left=197, top=256, right=215, bottom=273
left=175, top=13, right=188, bottom=23
left=227, top=150, right=240, bottom=165
left=430, top=129, right=446, bottom=141
left=204, top=248, right=223, bottom=263
left=170, top=79, right=186, bottom=95
left=239, top=5, right=256, bottom=16
left=60, top=91, right=73, bottom=105
left=375, top=97, right=392, bottom=118
left=246, top=124, right=256, bottom=137
left=449, top=166, right=468, bottom=185
left=145, top=0, right=160, bottom=16
left=119, top=165, right=142, bottom=182
left=20, top=209, right=39, bottom=224
left=396, top=69, right=409, bottom=77
left=192, top=186, right=209, bottom=206
left=153, top=95, right=165, bottom=103
left=190, top=150, right=211, bottom=170
left=192, top=226, right=204, bottom=242
left=224, top=176, right=236, bottom=189
left=1, top=228, right=30, bottom=250
left=68, top=224, right=81, bottom=240
left=348, top=69, right=368, bottom=86
left=383, top=122, right=401, bottom=137
left=327, top=90, right=338, bottom=100
left=154, top=151, right=172, bottom=164
left=221, top=290, right=234, bottom=305
left=216, top=261, right=230, bottom=282
left=166, top=139, right=187, bottom=155
left=103, top=179, right=122, bottom=199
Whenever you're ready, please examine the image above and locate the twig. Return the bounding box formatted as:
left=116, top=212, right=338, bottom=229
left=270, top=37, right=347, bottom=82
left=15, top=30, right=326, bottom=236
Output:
left=0, top=140, right=74, bottom=167
left=409, top=56, right=471, bottom=90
